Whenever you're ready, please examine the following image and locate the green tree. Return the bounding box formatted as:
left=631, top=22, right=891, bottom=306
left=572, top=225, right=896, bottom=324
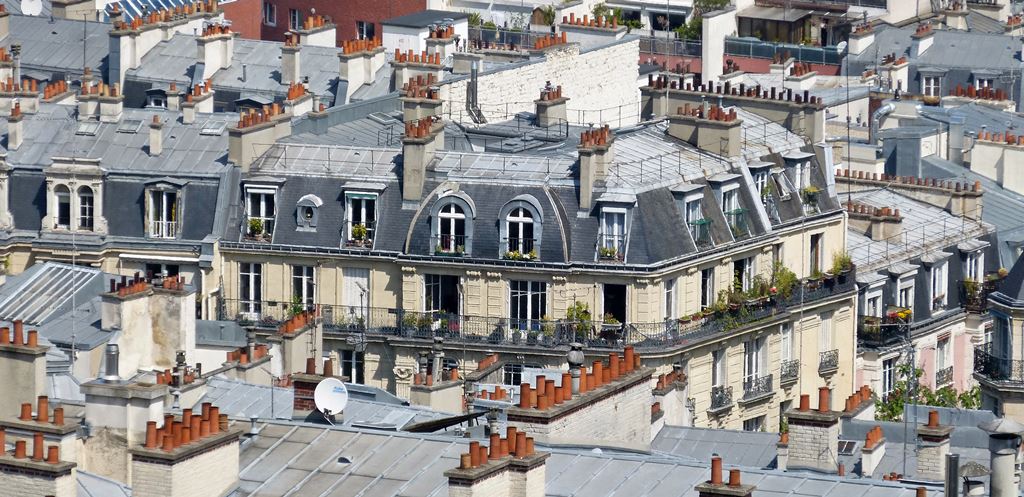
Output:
left=875, top=363, right=982, bottom=421
left=675, top=0, right=728, bottom=40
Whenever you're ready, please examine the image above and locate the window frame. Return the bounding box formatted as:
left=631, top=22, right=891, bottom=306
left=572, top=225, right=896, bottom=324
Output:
left=55, top=185, right=71, bottom=230
left=923, top=76, right=941, bottom=97
left=509, top=280, right=547, bottom=331
left=148, top=189, right=179, bottom=239
left=239, top=262, right=263, bottom=315
left=506, top=207, right=536, bottom=254
left=819, top=311, right=833, bottom=352
left=292, top=265, right=315, bottom=310
left=341, top=350, right=365, bottom=384
left=664, top=277, right=677, bottom=321
left=356, top=20, right=376, bottom=40
left=288, top=8, right=300, bottom=30
left=712, top=348, right=726, bottom=387
left=881, top=357, right=896, bottom=400
left=780, top=323, right=793, bottom=361
left=701, top=268, right=715, bottom=310
left=245, top=187, right=277, bottom=236
left=346, top=192, right=378, bottom=244
left=262, top=1, right=276, bottom=26
left=599, top=207, right=627, bottom=254
left=78, top=186, right=94, bottom=231
left=931, top=261, right=947, bottom=311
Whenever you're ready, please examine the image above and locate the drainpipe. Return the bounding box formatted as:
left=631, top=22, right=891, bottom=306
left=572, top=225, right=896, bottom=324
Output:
left=870, top=103, right=896, bottom=145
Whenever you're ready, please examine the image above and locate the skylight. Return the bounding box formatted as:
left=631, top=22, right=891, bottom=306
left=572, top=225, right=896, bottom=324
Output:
left=75, top=122, right=100, bottom=136
left=200, top=120, right=228, bottom=136
left=117, top=119, right=144, bottom=134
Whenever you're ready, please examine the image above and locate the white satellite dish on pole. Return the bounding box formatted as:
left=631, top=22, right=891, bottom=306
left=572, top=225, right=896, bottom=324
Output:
left=313, top=377, right=349, bottom=415
left=20, top=0, right=43, bottom=16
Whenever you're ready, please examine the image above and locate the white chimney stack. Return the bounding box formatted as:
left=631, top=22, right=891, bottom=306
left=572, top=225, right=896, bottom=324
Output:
left=148, top=115, right=163, bottom=156
left=7, top=101, right=22, bottom=150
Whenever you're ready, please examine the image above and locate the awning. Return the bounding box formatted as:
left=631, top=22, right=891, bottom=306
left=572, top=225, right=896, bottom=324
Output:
left=737, top=6, right=812, bottom=22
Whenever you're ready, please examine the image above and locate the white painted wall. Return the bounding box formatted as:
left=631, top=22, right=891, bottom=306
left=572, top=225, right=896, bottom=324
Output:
left=383, top=25, right=429, bottom=54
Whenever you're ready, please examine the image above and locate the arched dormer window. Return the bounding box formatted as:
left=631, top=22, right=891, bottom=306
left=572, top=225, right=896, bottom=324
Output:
left=296, top=194, right=322, bottom=231
left=499, top=195, right=543, bottom=261
left=54, top=185, right=71, bottom=230
left=430, top=192, right=475, bottom=256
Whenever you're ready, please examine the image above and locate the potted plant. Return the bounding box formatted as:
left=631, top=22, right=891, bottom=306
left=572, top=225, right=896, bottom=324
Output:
left=806, top=269, right=824, bottom=289
left=999, top=267, right=1010, bottom=279
left=349, top=224, right=369, bottom=247
left=566, top=301, right=592, bottom=341
left=801, top=185, right=821, bottom=205
left=246, top=218, right=265, bottom=240
left=599, top=246, right=620, bottom=260
left=771, top=261, right=798, bottom=300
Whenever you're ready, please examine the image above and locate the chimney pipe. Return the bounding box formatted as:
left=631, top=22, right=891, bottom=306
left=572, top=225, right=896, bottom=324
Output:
left=103, top=343, right=120, bottom=381
left=990, top=433, right=1020, bottom=497
left=945, top=453, right=960, bottom=497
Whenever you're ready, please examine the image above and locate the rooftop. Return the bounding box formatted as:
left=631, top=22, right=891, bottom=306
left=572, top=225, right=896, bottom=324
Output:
left=847, top=24, right=1022, bottom=72
left=381, top=10, right=469, bottom=28
left=2, top=14, right=109, bottom=79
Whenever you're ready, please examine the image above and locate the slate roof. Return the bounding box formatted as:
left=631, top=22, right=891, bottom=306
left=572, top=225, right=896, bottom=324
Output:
left=77, top=470, right=132, bottom=497
left=1, top=14, right=108, bottom=80
left=196, top=376, right=295, bottom=420
left=652, top=425, right=779, bottom=468
left=196, top=319, right=248, bottom=347
left=381, top=10, right=469, bottom=28
left=847, top=24, right=1022, bottom=72
left=127, top=34, right=345, bottom=101
left=233, top=421, right=946, bottom=497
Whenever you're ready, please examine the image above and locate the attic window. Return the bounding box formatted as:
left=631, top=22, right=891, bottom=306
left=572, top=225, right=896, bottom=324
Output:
left=367, top=112, right=399, bottom=125
left=117, top=119, right=144, bottom=134
left=837, top=440, right=857, bottom=456
left=76, top=122, right=100, bottom=136
left=200, top=120, right=228, bottom=136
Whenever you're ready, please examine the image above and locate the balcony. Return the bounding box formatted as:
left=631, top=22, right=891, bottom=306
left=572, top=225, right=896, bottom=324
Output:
left=974, top=345, right=1024, bottom=386
left=215, top=265, right=856, bottom=352
left=740, top=374, right=773, bottom=404
left=344, top=221, right=375, bottom=249
left=818, top=349, right=839, bottom=375
left=936, top=366, right=953, bottom=388
left=961, top=276, right=1003, bottom=314
left=689, top=219, right=713, bottom=249
left=725, top=208, right=750, bottom=240
left=780, top=359, right=799, bottom=385
left=858, top=314, right=908, bottom=349
left=432, top=234, right=469, bottom=257
left=708, top=385, right=733, bottom=415
left=597, top=234, right=625, bottom=262
left=148, top=220, right=178, bottom=239
left=502, top=237, right=538, bottom=261
left=243, top=217, right=274, bottom=242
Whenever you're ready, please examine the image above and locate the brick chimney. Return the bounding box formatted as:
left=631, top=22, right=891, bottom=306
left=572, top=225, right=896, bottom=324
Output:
left=845, top=202, right=902, bottom=241
left=1, top=397, right=79, bottom=471
left=399, top=74, right=443, bottom=122
left=916, top=410, right=953, bottom=481
left=667, top=104, right=742, bottom=157
left=281, top=33, right=302, bottom=89
left=79, top=375, right=167, bottom=483
left=861, top=425, right=886, bottom=476
left=909, top=23, right=935, bottom=58
left=227, top=103, right=291, bottom=171
left=535, top=85, right=568, bottom=127
left=108, top=2, right=221, bottom=85
left=7, top=102, right=22, bottom=150
left=0, top=432, right=76, bottom=497
left=196, top=22, right=235, bottom=80
left=148, top=115, right=163, bottom=156
left=695, top=457, right=756, bottom=497
left=0, top=322, right=47, bottom=419
left=784, top=62, right=817, bottom=92
left=294, top=14, right=336, bottom=47
left=165, top=82, right=181, bottom=111
left=101, top=275, right=196, bottom=375
left=391, top=49, right=445, bottom=93
left=77, top=77, right=100, bottom=121
left=775, top=432, right=789, bottom=470
left=338, top=37, right=385, bottom=98
left=402, top=116, right=442, bottom=201
left=182, top=80, right=215, bottom=124
left=848, top=24, right=875, bottom=54
left=130, top=403, right=241, bottom=497
left=283, top=82, right=314, bottom=117
left=577, top=125, right=613, bottom=211
left=769, top=54, right=794, bottom=76
left=291, top=356, right=339, bottom=414
left=425, top=24, right=457, bottom=59
left=444, top=430, right=548, bottom=497
left=785, top=388, right=840, bottom=473
left=944, top=3, right=968, bottom=31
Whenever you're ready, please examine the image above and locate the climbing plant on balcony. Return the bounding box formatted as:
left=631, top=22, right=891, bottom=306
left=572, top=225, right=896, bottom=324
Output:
left=875, top=363, right=982, bottom=421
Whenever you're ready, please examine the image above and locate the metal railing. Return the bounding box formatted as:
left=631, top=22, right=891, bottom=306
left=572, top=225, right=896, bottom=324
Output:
left=710, top=385, right=733, bottom=411
left=780, top=359, right=800, bottom=383
left=819, top=349, right=839, bottom=372
left=638, top=37, right=702, bottom=58
left=598, top=234, right=626, bottom=262
left=344, top=221, right=376, bottom=249
left=502, top=237, right=537, bottom=259
left=936, top=366, right=953, bottom=387
left=725, top=209, right=749, bottom=240
left=148, top=220, right=178, bottom=239
left=215, top=267, right=856, bottom=351
left=432, top=234, right=470, bottom=256
left=975, top=345, right=1024, bottom=384
left=857, top=315, right=908, bottom=349
left=961, top=277, right=1000, bottom=314
left=742, top=374, right=773, bottom=400
left=724, top=37, right=842, bottom=65
left=467, top=26, right=551, bottom=51
left=689, top=219, right=713, bottom=249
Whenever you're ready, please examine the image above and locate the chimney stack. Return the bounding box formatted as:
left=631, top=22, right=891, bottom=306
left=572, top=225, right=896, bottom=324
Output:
left=989, top=431, right=1019, bottom=497
left=915, top=410, right=953, bottom=481
left=7, top=102, right=22, bottom=150
left=847, top=24, right=875, bottom=55
left=196, top=22, right=235, bottom=80
left=401, top=116, right=441, bottom=201
left=148, top=115, right=163, bottom=156
left=667, top=104, right=742, bottom=157
left=909, top=23, right=935, bottom=58
left=861, top=425, right=886, bottom=477
left=98, top=83, right=125, bottom=123
left=784, top=387, right=840, bottom=473
left=694, top=456, right=756, bottom=497
left=281, top=33, right=302, bottom=87
left=577, top=125, right=614, bottom=211
left=535, top=84, right=568, bottom=127
left=295, top=14, right=337, bottom=47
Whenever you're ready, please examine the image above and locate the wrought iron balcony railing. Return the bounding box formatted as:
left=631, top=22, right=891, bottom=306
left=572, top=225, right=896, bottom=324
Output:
left=742, top=374, right=773, bottom=401
left=432, top=234, right=470, bottom=256
left=710, top=385, right=733, bottom=412
left=974, top=345, right=1024, bottom=385
left=819, top=349, right=839, bottom=373
left=936, top=366, right=953, bottom=387
left=780, top=359, right=800, bottom=384
left=725, top=208, right=750, bottom=240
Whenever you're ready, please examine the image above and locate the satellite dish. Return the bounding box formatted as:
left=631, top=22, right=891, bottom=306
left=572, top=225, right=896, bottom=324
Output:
left=313, top=377, right=349, bottom=415
left=21, top=0, right=43, bottom=16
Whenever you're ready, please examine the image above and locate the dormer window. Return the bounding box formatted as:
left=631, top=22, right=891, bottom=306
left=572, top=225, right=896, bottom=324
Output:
left=295, top=194, right=322, bottom=231
left=78, top=187, right=94, bottom=231
left=931, top=261, right=947, bottom=311
left=44, top=159, right=106, bottom=234
left=430, top=193, right=476, bottom=257
left=148, top=189, right=179, bottom=239
left=721, top=184, right=749, bottom=239
left=507, top=208, right=535, bottom=254
left=685, top=195, right=712, bottom=249
left=244, top=187, right=276, bottom=241
left=599, top=207, right=627, bottom=261
left=345, top=192, right=377, bottom=248
left=965, top=251, right=983, bottom=281
left=499, top=196, right=544, bottom=261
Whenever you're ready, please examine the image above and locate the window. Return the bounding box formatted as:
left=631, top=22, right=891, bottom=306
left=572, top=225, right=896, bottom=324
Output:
left=733, top=257, right=753, bottom=292
left=239, top=263, right=263, bottom=316
left=743, top=416, right=765, bottom=432
left=148, top=190, right=178, bottom=238
left=510, top=280, right=547, bottom=330
left=712, top=349, right=725, bottom=387
left=55, top=185, right=71, bottom=229
left=753, top=170, right=769, bottom=196
left=780, top=323, right=793, bottom=361
left=145, top=263, right=179, bottom=278
left=506, top=207, right=535, bottom=254
left=923, top=76, right=941, bottom=97
left=356, top=20, right=376, bottom=40
left=262, top=1, right=276, bottom=25
left=664, top=278, right=677, bottom=321
left=78, top=186, right=94, bottom=231
left=342, top=350, right=365, bottom=384
left=425, top=274, right=460, bottom=313
left=288, top=8, right=300, bottom=30
left=744, top=337, right=765, bottom=382
left=993, top=315, right=1010, bottom=360
left=809, top=233, right=823, bottom=274
left=819, top=311, right=833, bottom=352
left=965, top=251, right=984, bottom=282
left=898, top=283, right=914, bottom=309
left=600, top=208, right=627, bottom=255
left=866, top=293, right=881, bottom=317
left=882, top=358, right=897, bottom=400
left=685, top=196, right=710, bottom=247
left=245, top=189, right=276, bottom=236
left=701, top=268, right=715, bottom=310
left=292, top=265, right=315, bottom=310
left=936, top=336, right=949, bottom=371
left=346, top=193, right=377, bottom=245
left=721, top=187, right=739, bottom=213
left=146, top=95, right=166, bottom=108
left=931, top=262, right=947, bottom=310
left=976, top=78, right=993, bottom=89
left=437, top=203, right=466, bottom=254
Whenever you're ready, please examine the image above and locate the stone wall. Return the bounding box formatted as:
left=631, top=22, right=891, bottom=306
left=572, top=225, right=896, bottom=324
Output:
left=0, top=464, right=75, bottom=497
left=787, top=414, right=840, bottom=473
left=131, top=439, right=239, bottom=497
left=442, top=40, right=641, bottom=127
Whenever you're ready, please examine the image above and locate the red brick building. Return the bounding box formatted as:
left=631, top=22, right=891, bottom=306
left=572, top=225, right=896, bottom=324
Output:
left=220, top=0, right=263, bottom=39
left=258, top=0, right=427, bottom=46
